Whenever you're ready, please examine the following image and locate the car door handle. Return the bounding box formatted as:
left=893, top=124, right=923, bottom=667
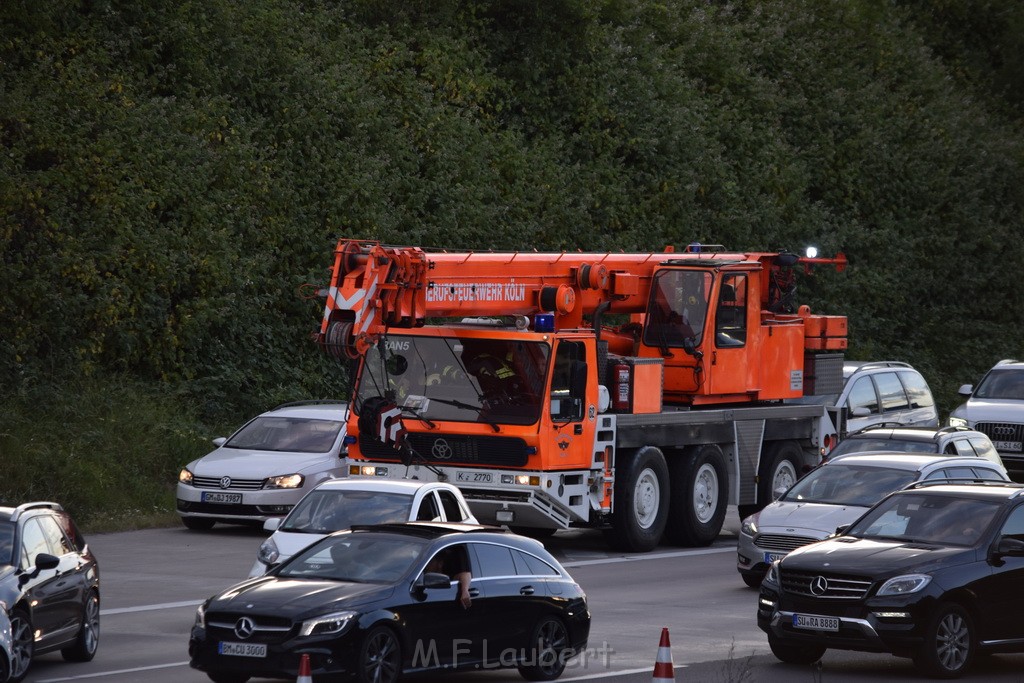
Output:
left=468, top=588, right=480, bottom=597
left=519, top=586, right=535, bottom=595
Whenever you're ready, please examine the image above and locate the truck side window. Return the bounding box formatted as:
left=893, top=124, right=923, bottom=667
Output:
left=550, top=342, right=585, bottom=421
left=715, top=274, right=747, bottom=347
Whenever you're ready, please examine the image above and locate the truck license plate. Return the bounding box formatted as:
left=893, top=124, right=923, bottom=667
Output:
left=457, top=471, right=492, bottom=483
left=202, top=492, right=242, bottom=504
left=793, top=613, right=839, bottom=632
left=218, top=641, right=267, bottom=657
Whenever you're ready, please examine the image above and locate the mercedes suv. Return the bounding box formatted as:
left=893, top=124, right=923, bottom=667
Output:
left=949, top=359, right=1024, bottom=481
left=758, top=481, right=1024, bottom=678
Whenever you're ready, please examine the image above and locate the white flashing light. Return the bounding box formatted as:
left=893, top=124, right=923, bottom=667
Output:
left=805, top=246, right=818, bottom=259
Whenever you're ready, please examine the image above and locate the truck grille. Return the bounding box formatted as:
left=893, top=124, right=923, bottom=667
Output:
left=780, top=569, right=871, bottom=599
left=360, top=433, right=530, bottom=467
left=755, top=534, right=820, bottom=553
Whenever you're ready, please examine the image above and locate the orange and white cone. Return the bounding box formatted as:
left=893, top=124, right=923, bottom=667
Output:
left=296, top=653, right=313, bottom=683
left=652, top=627, right=675, bottom=682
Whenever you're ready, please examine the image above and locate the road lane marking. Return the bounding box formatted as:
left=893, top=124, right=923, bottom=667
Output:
left=101, top=599, right=202, bottom=616
left=561, top=545, right=735, bottom=568
left=35, top=661, right=189, bottom=682
left=561, top=665, right=686, bottom=680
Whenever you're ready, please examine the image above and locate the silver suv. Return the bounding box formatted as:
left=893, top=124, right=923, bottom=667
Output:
left=950, top=359, right=1024, bottom=481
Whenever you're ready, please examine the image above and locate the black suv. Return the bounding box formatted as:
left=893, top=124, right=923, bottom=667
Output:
left=0, top=502, right=100, bottom=682
left=757, top=481, right=1024, bottom=678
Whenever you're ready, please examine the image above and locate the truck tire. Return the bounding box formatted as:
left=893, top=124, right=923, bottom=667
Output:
left=605, top=447, right=669, bottom=552
left=664, top=444, right=728, bottom=547
left=737, top=440, right=803, bottom=520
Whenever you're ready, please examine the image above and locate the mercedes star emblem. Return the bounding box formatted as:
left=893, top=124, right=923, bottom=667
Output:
left=810, top=575, right=829, bottom=596
left=234, top=616, right=255, bottom=640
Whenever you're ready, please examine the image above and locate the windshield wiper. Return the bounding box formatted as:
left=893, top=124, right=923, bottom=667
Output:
left=421, top=396, right=500, bottom=432
left=400, top=406, right=436, bottom=429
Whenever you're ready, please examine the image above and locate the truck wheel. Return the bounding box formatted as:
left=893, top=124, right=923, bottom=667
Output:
left=605, top=447, right=669, bottom=552
left=757, top=441, right=801, bottom=509
left=664, top=444, right=728, bottom=547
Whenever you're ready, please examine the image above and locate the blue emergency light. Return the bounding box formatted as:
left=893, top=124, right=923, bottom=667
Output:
left=534, top=313, right=555, bottom=332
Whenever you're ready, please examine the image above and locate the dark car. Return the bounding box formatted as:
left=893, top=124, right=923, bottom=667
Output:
left=189, top=522, right=590, bottom=683
left=757, top=481, right=1024, bottom=678
left=829, top=424, right=1004, bottom=467
left=0, top=502, right=100, bottom=683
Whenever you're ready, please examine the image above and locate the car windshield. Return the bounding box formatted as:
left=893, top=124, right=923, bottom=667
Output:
left=280, top=490, right=414, bottom=533
left=847, top=493, right=1002, bottom=546
left=357, top=335, right=551, bottom=425
left=831, top=438, right=937, bottom=456
left=278, top=533, right=427, bottom=583
left=0, top=521, right=13, bottom=566
left=975, top=369, right=1024, bottom=400
left=226, top=416, right=344, bottom=453
left=782, top=464, right=917, bottom=506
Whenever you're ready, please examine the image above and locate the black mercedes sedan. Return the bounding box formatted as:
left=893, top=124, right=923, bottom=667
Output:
left=758, top=481, right=1024, bottom=678
left=189, top=522, right=590, bottom=683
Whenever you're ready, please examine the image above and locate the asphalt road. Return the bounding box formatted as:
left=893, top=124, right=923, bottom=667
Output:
left=22, top=510, right=1024, bottom=683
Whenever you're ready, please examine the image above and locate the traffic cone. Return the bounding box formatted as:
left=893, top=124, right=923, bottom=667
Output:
left=296, top=653, right=313, bottom=683
left=652, top=627, right=675, bottom=682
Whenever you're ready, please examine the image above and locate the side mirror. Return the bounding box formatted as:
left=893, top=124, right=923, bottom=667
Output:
left=421, top=572, right=453, bottom=589
left=834, top=524, right=850, bottom=536
left=263, top=518, right=281, bottom=532
left=957, top=384, right=973, bottom=397
left=212, top=437, right=227, bottom=447
left=996, top=537, right=1024, bottom=558
left=19, top=552, right=59, bottom=587
left=772, top=486, right=788, bottom=500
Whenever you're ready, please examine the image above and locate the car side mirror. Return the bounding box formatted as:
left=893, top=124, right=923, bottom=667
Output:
left=263, top=518, right=281, bottom=532
left=957, top=384, right=973, bottom=397
left=18, top=552, right=59, bottom=586
left=421, top=572, right=452, bottom=589
left=834, top=524, right=850, bottom=536
left=772, top=486, right=788, bottom=500
left=995, top=537, right=1024, bottom=558
left=212, top=437, right=227, bottom=447
left=850, top=407, right=870, bottom=417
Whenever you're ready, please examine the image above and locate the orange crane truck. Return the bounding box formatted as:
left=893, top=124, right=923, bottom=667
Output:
left=315, top=239, right=848, bottom=552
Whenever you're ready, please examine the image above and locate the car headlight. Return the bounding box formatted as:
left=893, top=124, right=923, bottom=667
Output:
left=763, top=561, right=780, bottom=586
left=948, top=416, right=968, bottom=427
left=877, top=574, right=932, bottom=596
left=741, top=518, right=758, bottom=536
left=257, top=537, right=280, bottom=565
left=299, top=610, right=357, bottom=637
left=194, top=602, right=207, bottom=628
left=264, top=474, right=304, bottom=489
left=179, top=468, right=194, bottom=485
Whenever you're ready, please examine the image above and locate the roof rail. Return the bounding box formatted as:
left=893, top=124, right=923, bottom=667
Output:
left=934, top=425, right=972, bottom=436
left=847, top=421, right=905, bottom=436
left=849, top=361, right=912, bottom=373
left=272, top=399, right=348, bottom=410
left=901, top=479, right=1023, bottom=491
left=11, top=501, right=63, bottom=521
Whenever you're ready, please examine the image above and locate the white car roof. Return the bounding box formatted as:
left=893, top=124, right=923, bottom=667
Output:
left=309, top=477, right=457, bottom=494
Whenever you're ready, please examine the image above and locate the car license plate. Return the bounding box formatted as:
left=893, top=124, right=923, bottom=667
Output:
left=993, top=440, right=1022, bottom=452
left=218, top=641, right=267, bottom=657
left=202, top=492, right=243, bottom=504
left=763, top=551, right=786, bottom=564
left=793, top=613, right=840, bottom=632
left=457, top=471, right=492, bottom=483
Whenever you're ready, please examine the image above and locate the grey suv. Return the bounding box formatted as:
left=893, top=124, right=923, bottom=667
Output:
left=792, top=361, right=939, bottom=434
left=950, top=359, right=1024, bottom=481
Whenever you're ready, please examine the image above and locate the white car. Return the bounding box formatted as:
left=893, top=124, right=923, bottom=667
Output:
left=736, top=452, right=1009, bottom=588
left=949, top=358, right=1024, bottom=481
left=176, top=401, right=348, bottom=530
left=247, top=478, right=478, bottom=577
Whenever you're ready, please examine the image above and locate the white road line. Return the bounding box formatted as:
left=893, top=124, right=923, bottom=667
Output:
left=561, top=664, right=687, bottom=680
left=101, top=599, right=202, bottom=616
left=35, top=661, right=190, bottom=682
left=561, top=545, right=735, bottom=568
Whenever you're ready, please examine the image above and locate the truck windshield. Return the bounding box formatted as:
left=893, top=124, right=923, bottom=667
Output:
left=357, top=335, right=551, bottom=426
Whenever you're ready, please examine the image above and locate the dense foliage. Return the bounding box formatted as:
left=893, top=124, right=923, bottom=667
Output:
left=2, top=0, right=1023, bottom=524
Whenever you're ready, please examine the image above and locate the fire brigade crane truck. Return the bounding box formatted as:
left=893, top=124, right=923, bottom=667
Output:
left=315, top=239, right=848, bottom=552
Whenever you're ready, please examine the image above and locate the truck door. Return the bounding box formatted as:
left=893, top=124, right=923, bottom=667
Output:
left=544, top=340, right=591, bottom=468
left=707, top=273, right=751, bottom=396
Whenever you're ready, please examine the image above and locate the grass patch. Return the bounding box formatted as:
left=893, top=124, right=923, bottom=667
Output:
left=0, top=376, right=229, bottom=533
